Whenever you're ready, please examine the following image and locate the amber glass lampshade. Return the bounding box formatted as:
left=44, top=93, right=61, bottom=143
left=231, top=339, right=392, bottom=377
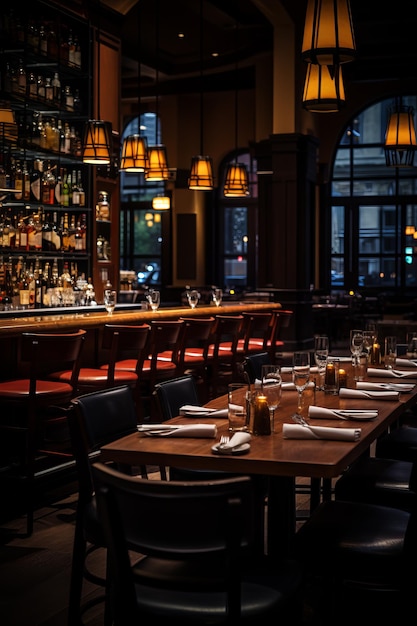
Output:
left=152, top=195, right=171, bottom=210
left=188, top=155, right=214, bottom=191
left=302, top=63, right=345, bottom=112
left=384, top=105, right=417, bottom=167
left=223, top=163, right=250, bottom=197
left=145, top=145, right=170, bottom=181
left=302, top=0, right=356, bottom=66
left=82, top=120, right=112, bottom=165
left=120, top=134, right=149, bottom=172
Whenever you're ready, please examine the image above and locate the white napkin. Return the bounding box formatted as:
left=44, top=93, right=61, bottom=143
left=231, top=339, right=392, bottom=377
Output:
left=339, top=387, right=399, bottom=401
left=394, top=358, right=417, bottom=368
left=282, top=423, right=361, bottom=441
left=328, top=355, right=352, bottom=363
left=139, top=424, right=217, bottom=437
left=367, top=367, right=417, bottom=379
left=281, top=366, right=319, bottom=374
left=308, top=406, right=378, bottom=419
left=219, top=431, right=251, bottom=450
left=179, top=405, right=228, bottom=418
left=357, top=381, right=414, bottom=392
left=282, top=381, right=316, bottom=391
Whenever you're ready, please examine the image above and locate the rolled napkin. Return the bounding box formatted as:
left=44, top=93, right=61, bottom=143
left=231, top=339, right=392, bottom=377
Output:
left=328, top=355, right=352, bottom=363
left=179, top=405, right=228, bottom=418
left=367, top=367, right=417, bottom=379
left=339, top=387, right=399, bottom=401
left=218, top=431, right=252, bottom=450
left=138, top=424, right=217, bottom=437
left=308, top=405, right=378, bottom=420
left=394, top=358, right=417, bottom=368
left=282, top=381, right=316, bottom=391
left=357, top=381, right=414, bottom=392
left=281, top=366, right=319, bottom=374
left=282, top=423, right=361, bottom=441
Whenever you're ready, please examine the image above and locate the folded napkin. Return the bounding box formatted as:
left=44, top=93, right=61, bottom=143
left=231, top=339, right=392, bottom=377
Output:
left=328, top=355, right=352, bottom=363
left=367, top=367, right=417, bottom=379
left=281, top=366, right=319, bottom=374
left=308, top=405, right=378, bottom=420
left=357, top=381, right=414, bottom=392
left=218, top=431, right=251, bottom=450
left=282, top=381, right=316, bottom=391
left=138, top=424, right=217, bottom=438
left=179, top=405, right=228, bottom=418
left=282, top=423, right=361, bottom=441
left=394, top=358, right=417, bottom=368
left=339, top=387, right=399, bottom=401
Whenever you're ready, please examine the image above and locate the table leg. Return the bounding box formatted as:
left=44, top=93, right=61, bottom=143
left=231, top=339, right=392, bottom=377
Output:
left=266, top=475, right=296, bottom=558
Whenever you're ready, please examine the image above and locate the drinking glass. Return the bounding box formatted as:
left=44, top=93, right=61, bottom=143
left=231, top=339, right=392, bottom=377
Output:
left=350, top=329, right=364, bottom=358
left=314, top=335, right=329, bottom=391
left=187, top=289, right=200, bottom=309
left=212, top=288, right=223, bottom=307
left=292, top=351, right=310, bottom=415
left=146, top=289, right=160, bottom=311
left=362, top=329, right=376, bottom=363
left=384, top=335, right=397, bottom=369
left=261, top=364, right=282, bottom=433
left=104, top=289, right=116, bottom=315
left=406, top=332, right=417, bottom=358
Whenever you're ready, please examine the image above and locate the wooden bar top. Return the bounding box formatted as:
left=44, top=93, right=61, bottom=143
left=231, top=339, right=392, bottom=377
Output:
left=0, top=301, right=281, bottom=337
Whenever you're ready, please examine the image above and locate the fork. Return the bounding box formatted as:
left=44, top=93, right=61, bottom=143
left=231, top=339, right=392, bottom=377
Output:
left=218, top=435, right=230, bottom=449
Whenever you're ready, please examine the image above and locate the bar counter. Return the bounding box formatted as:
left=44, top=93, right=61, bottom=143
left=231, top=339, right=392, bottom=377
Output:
left=0, top=301, right=281, bottom=380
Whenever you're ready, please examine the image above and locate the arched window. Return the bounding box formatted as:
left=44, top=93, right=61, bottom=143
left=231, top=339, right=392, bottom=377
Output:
left=330, top=95, right=417, bottom=293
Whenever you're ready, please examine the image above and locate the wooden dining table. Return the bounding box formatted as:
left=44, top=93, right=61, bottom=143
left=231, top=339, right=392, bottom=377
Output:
left=100, top=361, right=417, bottom=558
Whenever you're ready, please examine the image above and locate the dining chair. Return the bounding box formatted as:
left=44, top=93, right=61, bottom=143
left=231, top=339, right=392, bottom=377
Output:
left=0, top=329, right=86, bottom=537
left=242, top=351, right=272, bottom=383
left=175, top=316, right=216, bottom=403
left=206, top=314, right=244, bottom=398
left=50, top=324, right=151, bottom=421
left=266, top=309, right=293, bottom=364
left=293, top=498, right=416, bottom=625
left=67, top=385, right=151, bottom=626
left=236, top=311, right=274, bottom=356
left=92, top=461, right=304, bottom=626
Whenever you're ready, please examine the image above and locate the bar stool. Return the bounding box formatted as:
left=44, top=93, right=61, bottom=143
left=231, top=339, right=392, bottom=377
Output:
left=175, top=316, right=216, bottom=403
left=236, top=311, right=274, bottom=356
left=0, top=329, right=86, bottom=536
left=206, top=314, right=244, bottom=398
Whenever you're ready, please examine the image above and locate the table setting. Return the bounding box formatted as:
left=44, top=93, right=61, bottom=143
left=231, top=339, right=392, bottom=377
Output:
left=356, top=381, right=415, bottom=392
left=282, top=420, right=361, bottom=441
left=211, top=431, right=252, bottom=455
left=179, top=405, right=229, bottom=417
left=339, top=387, right=400, bottom=400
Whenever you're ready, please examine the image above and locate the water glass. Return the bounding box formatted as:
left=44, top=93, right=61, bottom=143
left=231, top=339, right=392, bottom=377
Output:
left=384, top=335, right=397, bottom=369
left=187, top=289, right=200, bottom=309
left=146, top=289, right=160, bottom=311
left=261, top=364, right=282, bottom=433
left=228, top=383, right=249, bottom=432
left=324, top=357, right=339, bottom=394
left=104, top=289, right=116, bottom=315
left=314, top=335, right=329, bottom=390
left=406, top=332, right=417, bottom=358
left=212, top=288, right=223, bottom=307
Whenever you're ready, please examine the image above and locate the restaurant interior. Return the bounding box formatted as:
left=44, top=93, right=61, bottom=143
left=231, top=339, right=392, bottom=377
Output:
left=2, top=1, right=417, bottom=625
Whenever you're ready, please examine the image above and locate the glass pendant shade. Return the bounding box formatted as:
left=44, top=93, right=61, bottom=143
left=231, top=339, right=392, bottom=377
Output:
left=302, top=63, right=345, bottom=112
left=188, top=155, right=214, bottom=191
left=223, top=163, right=250, bottom=197
left=82, top=120, right=112, bottom=165
left=120, top=134, right=149, bottom=172
left=302, top=0, right=356, bottom=65
left=152, top=195, right=171, bottom=210
left=384, top=105, right=417, bottom=167
left=145, top=145, right=170, bottom=181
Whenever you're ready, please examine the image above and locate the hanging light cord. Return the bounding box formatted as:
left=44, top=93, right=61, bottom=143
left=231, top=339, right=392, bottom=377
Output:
left=233, top=19, right=239, bottom=161
left=154, top=0, right=160, bottom=143
left=199, top=0, right=204, bottom=154
left=96, top=0, right=101, bottom=120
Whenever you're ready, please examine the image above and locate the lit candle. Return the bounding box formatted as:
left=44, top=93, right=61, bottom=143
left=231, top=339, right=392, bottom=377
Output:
left=339, top=368, right=347, bottom=387
left=372, top=342, right=381, bottom=365
left=325, top=362, right=336, bottom=386
left=253, top=394, right=271, bottom=436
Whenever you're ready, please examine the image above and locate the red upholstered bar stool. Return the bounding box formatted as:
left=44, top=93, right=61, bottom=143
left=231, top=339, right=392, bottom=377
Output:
left=0, top=329, right=86, bottom=536
left=206, top=314, right=244, bottom=398
left=175, top=316, right=216, bottom=403
left=50, top=324, right=151, bottom=421
left=236, top=311, right=274, bottom=357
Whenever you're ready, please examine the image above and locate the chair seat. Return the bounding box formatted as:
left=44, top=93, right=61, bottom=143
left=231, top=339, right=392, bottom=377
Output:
left=52, top=368, right=138, bottom=386
left=0, top=379, right=74, bottom=399
left=376, top=425, right=417, bottom=462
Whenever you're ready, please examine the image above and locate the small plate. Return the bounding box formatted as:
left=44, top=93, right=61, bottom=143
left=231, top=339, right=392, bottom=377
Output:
left=211, top=442, right=250, bottom=455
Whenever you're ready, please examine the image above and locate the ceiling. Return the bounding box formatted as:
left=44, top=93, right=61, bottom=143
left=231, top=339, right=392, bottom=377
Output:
left=100, top=0, right=417, bottom=101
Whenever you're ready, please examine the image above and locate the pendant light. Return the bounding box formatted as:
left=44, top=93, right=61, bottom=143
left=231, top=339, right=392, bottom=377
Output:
left=188, top=0, right=214, bottom=191
left=223, top=19, right=250, bottom=197
left=384, top=101, right=417, bottom=167
left=120, top=4, right=149, bottom=172
left=145, top=0, right=170, bottom=182
left=302, top=63, right=345, bottom=112
left=82, top=0, right=112, bottom=165
left=302, top=0, right=356, bottom=66
left=152, top=194, right=171, bottom=210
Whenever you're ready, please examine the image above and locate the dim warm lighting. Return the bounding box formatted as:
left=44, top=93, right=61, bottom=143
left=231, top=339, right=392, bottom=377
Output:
left=302, top=0, right=356, bottom=65
left=188, top=156, right=214, bottom=191
left=302, top=63, right=345, bottom=112
left=384, top=104, right=417, bottom=167
left=152, top=195, right=171, bottom=210
left=82, top=120, right=112, bottom=165
left=120, top=134, right=149, bottom=172
left=405, top=226, right=416, bottom=235
left=145, top=145, right=170, bottom=181
left=223, top=163, right=250, bottom=197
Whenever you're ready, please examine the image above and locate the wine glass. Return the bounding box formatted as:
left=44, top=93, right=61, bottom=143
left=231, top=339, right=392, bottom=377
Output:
left=104, top=289, right=116, bottom=315
left=261, top=364, right=282, bottom=433
left=350, top=329, right=364, bottom=359
left=314, top=335, right=329, bottom=391
left=187, top=289, right=200, bottom=309
left=146, top=289, right=160, bottom=311
left=362, top=329, right=376, bottom=363
left=292, top=351, right=310, bottom=415
left=212, top=288, right=223, bottom=307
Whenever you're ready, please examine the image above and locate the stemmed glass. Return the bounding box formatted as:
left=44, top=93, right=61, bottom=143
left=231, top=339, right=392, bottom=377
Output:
left=314, top=335, right=329, bottom=391
left=212, top=288, right=223, bottom=307
left=146, top=289, right=160, bottom=311
left=362, top=329, right=375, bottom=364
left=187, top=289, right=200, bottom=309
left=104, top=289, right=116, bottom=315
left=261, top=364, right=282, bottom=433
left=350, top=329, right=364, bottom=360
left=292, top=351, right=311, bottom=415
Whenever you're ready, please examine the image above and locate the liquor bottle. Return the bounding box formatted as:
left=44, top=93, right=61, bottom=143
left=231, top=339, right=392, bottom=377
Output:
left=59, top=261, right=72, bottom=290
left=73, top=34, right=82, bottom=69
left=55, top=167, right=63, bottom=205
left=74, top=217, right=84, bottom=252
left=27, top=263, right=35, bottom=308
left=41, top=212, right=53, bottom=251
left=60, top=212, right=70, bottom=251
left=34, top=267, right=43, bottom=309
left=64, top=85, right=74, bottom=111
left=80, top=213, right=87, bottom=252
left=14, top=160, right=23, bottom=200
left=39, top=24, right=48, bottom=56
left=30, top=159, right=42, bottom=202
left=77, top=171, right=85, bottom=207
left=68, top=214, right=76, bottom=251
left=71, top=170, right=80, bottom=205
left=50, top=211, right=61, bottom=251
left=19, top=263, right=30, bottom=309
left=45, top=76, right=54, bottom=103
left=17, top=214, right=29, bottom=251
left=37, top=75, right=46, bottom=101
left=16, top=58, right=26, bottom=95
left=62, top=170, right=70, bottom=207
left=22, top=161, right=30, bottom=201
left=52, top=71, right=61, bottom=107
left=67, top=29, right=75, bottom=67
